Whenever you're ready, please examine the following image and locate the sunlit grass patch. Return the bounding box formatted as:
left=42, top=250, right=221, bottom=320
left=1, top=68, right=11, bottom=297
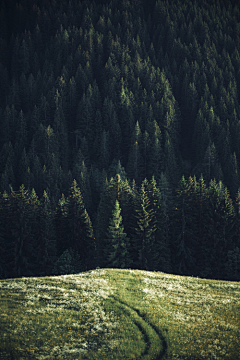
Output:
left=0, top=269, right=240, bottom=359
left=140, top=271, right=240, bottom=359
left=0, top=271, right=120, bottom=359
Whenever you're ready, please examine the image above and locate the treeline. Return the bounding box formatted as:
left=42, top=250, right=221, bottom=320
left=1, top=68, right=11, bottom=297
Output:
left=0, top=180, right=95, bottom=278
left=0, top=175, right=240, bottom=280
left=0, top=0, right=240, bottom=279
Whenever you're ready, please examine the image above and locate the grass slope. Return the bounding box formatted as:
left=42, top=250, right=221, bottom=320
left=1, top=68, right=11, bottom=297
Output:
left=0, top=269, right=239, bottom=359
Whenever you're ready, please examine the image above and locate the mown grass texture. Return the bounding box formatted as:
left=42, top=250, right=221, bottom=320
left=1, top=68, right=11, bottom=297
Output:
left=0, top=269, right=239, bottom=359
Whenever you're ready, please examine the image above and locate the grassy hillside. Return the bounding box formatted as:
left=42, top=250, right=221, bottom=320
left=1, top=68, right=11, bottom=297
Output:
left=0, top=269, right=239, bottom=359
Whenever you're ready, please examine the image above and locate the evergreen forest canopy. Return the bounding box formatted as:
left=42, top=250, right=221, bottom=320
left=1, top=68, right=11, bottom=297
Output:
left=0, top=0, right=240, bottom=280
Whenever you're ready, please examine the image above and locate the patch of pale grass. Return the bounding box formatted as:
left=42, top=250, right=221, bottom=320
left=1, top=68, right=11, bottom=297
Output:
left=0, top=270, right=119, bottom=359
left=141, top=272, right=240, bottom=359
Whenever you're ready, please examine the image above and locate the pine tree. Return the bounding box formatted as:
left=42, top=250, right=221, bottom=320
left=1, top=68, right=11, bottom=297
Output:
left=32, top=155, right=43, bottom=195
left=171, top=176, right=197, bottom=275
left=202, top=142, right=223, bottom=183
left=225, top=188, right=240, bottom=281
left=147, top=176, right=171, bottom=272
left=192, top=176, right=208, bottom=275
left=92, top=110, right=103, bottom=159
left=68, top=76, right=77, bottom=128
left=147, top=120, right=164, bottom=181
left=96, top=174, right=134, bottom=267
left=141, top=130, right=150, bottom=179
left=37, top=124, right=58, bottom=168
left=55, top=193, right=68, bottom=257
left=226, top=152, right=239, bottom=197
left=39, top=95, right=50, bottom=126
left=53, top=248, right=83, bottom=275
left=3, top=185, right=39, bottom=277
left=233, top=189, right=240, bottom=252
left=164, top=131, right=179, bottom=186
left=225, top=247, right=240, bottom=281
left=105, top=200, right=132, bottom=268
left=19, top=39, right=30, bottom=75
left=27, top=188, right=42, bottom=275
left=206, top=180, right=235, bottom=279
left=18, top=148, right=30, bottom=189
left=53, top=106, right=69, bottom=173
left=0, top=142, right=16, bottom=192
left=79, top=161, right=92, bottom=214
left=27, top=73, right=37, bottom=110
left=99, top=129, right=110, bottom=169
left=133, top=179, right=157, bottom=270
left=1, top=106, right=13, bottom=144
left=192, top=109, right=210, bottom=167
left=65, top=180, right=96, bottom=269
left=109, top=110, right=122, bottom=161
left=127, top=121, right=143, bottom=184
left=38, top=190, right=57, bottom=275
left=108, top=160, right=127, bottom=182
left=77, top=92, right=94, bottom=142
left=15, top=109, right=28, bottom=157
left=158, top=172, right=173, bottom=271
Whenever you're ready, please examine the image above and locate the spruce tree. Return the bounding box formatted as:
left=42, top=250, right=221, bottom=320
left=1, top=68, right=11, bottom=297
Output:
left=233, top=189, right=240, bottom=252
left=193, top=175, right=208, bottom=275
left=133, top=179, right=157, bottom=270
left=55, top=193, right=68, bottom=257
left=99, top=129, right=110, bottom=169
left=171, top=176, right=197, bottom=276
left=147, top=120, right=164, bottom=181
left=28, top=188, right=42, bottom=275
left=147, top=176, right=171, bottom=272
left=225, top=247, right=240, bottom=281
left=127, top=121, right=143, bottom=185
left=105, top=200, right=132, bottom=268
left=38, top=190, right=57, bottom=275
left=96, top=174, right=133, bottom=267
left=164, top=131, right=179, bottom=186
left=66, top=180, right=96, bottom=269
left=53, top=248, right=83, bottom=275
left=202, top=143, right=223, bottom=183
left=206, top=180, right=235, bottom=279
left=3, top=185, right=38, bottom=277
left=192, top=109, right=210, bottom=167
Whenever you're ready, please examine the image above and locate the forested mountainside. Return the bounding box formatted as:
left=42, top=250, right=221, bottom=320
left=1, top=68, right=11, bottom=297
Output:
left=0, top=0, right=240, bottom=280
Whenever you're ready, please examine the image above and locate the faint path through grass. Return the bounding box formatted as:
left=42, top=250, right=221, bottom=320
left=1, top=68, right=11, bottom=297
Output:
left=113, top=297, right=167, bottom=359
left=108, top=270, right=167, bottom=359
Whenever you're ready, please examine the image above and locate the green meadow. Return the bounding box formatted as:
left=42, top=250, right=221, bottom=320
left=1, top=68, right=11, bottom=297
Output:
left=0, top=269, right=239, bottom=359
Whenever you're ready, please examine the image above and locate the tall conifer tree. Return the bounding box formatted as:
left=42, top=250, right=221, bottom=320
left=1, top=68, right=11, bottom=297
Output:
left=38, top=190, right=57, bottom=275
left=206, top=180, right=235, bottom=278
left=147, top=176, right=171, bottom=272
left=105, top=200, right=131, bottom=268
left=171, top=176, right=197, bottom=275
left=66, top=180, right=96, bottom=269
left=133, top=179, right=157, bottom=270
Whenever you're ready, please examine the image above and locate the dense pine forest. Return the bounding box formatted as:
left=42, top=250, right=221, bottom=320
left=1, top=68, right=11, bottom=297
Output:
left=0, top=0, right=240, bottom=281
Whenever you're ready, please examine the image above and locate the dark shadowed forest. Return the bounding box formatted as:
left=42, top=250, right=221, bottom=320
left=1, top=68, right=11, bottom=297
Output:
left=0, top=0, right=240, bottom=280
